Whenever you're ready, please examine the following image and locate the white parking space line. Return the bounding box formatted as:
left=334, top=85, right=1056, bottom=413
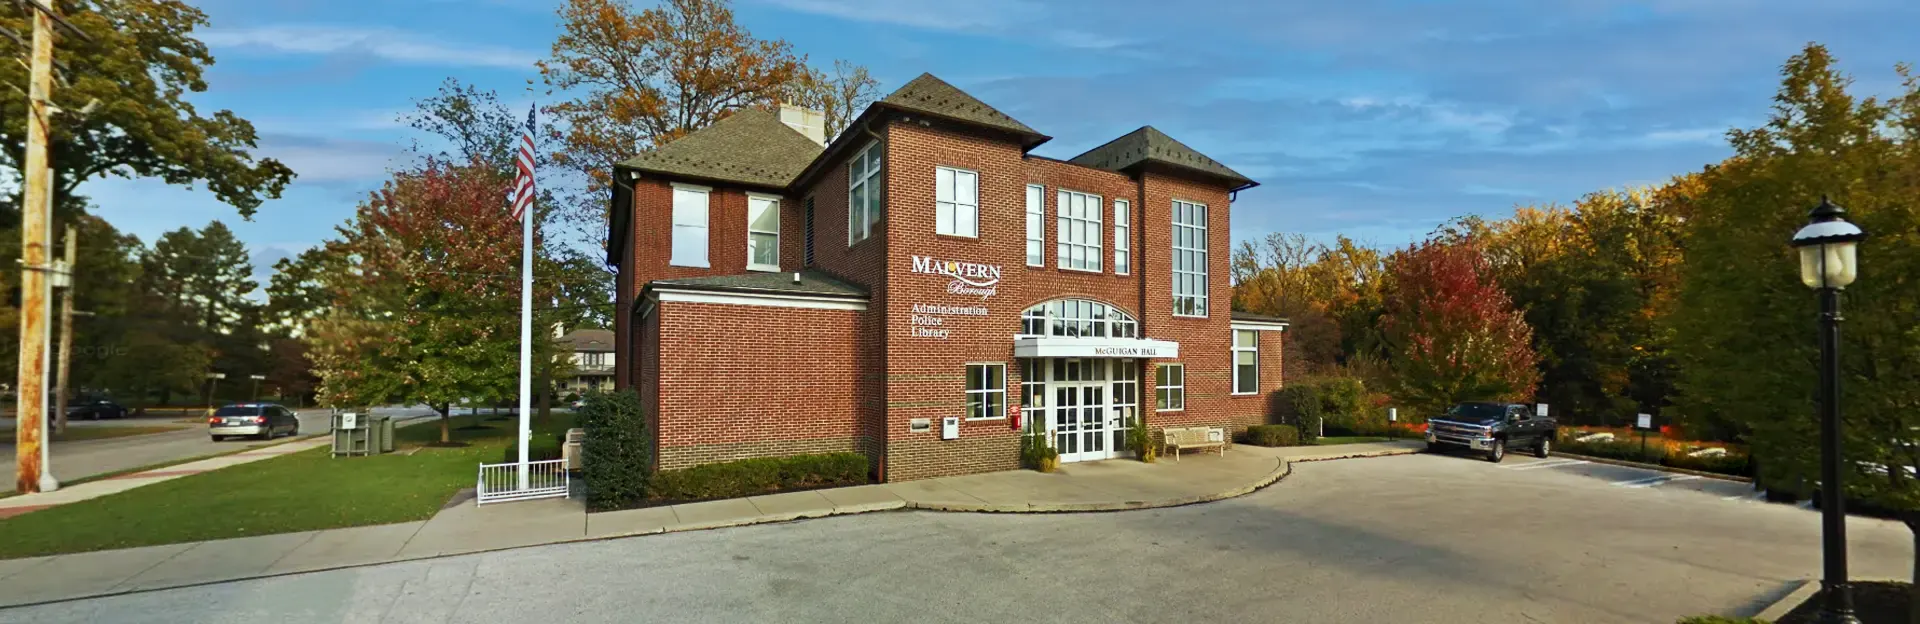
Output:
left=1502, top=459, right=1589, bottom=470
left=1612, top=474, right=1701, bottom=488
left=1722, top=492, right=1766, bottom=502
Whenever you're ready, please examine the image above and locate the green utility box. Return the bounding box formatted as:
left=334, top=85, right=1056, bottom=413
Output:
left=331, top=411, right=393, bottom=457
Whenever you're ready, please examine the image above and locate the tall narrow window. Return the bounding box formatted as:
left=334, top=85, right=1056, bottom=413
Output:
left=848, top=142, right=883, bottom=245
left=1113, top=199, right=1131, bottom=275
left=1025, top=184, right=1045, bottom=266
left=1172, top=199, right=1209, bottom=316
left=1232, top=330, right=1258, bottom=394
left=803, top=197, right=816, bottom=267
left=1155, top=363, right=1185, bottom=411
left=967, top=363, right=1006, bottom=420
left=746, top=194, right=780, bottom=271
left=1056, top=189, right=1103, bottom=272
left=670, top=183, right=710, bottom=268
left=935, top=167, right=979, bottom=237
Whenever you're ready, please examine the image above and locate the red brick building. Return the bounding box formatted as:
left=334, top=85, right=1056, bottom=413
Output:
left=607, top=74, right=1288, bottom=481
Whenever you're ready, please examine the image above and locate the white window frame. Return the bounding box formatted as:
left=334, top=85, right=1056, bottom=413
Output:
left=1018, top=299, right=1137, bottom=339
left=935, top=166, right=979, bottom=238
left=1025, top=184, right=1045, bottom=266
left=848, top=141, right=882, bottom=246
left=1172, top=199, right=1209, bottom=317
left=1155, top=363, right=1185, bottom=411
left=1113, top=199, right=1131, bottom=275
left=1231, top=329, right=1258, bottom=395
left=746, top=192, right=781, bottom=272
left=966, top=362, right=1007, bottom=421
left=1056, top=189, right=1103, bottom=273
left=670, top=183, right=711, bottom=268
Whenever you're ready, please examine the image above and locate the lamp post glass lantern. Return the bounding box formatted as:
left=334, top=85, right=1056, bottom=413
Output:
left=1789, top=196, right=1866, bottom=624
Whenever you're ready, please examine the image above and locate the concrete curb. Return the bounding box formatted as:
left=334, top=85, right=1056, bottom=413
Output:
left=0, top=448, right=1419, bottom=611
left=1552, top=452, right=1752, bottom=483
left=1753, top=578, right=1818, bottom=621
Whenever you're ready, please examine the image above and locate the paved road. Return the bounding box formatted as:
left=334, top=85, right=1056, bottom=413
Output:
left=0, top=406, right=437, bottom=491
left=7, top=450, right=1911, bottom=623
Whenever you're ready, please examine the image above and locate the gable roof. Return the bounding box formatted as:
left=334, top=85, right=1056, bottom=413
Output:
left=560, top=328, right=616, bottom=352
left=879, top=73, right=1050, bottom=149
left=1069, top=126, right=1257, bottom=192
left=617, top=108, right=825, bottom=189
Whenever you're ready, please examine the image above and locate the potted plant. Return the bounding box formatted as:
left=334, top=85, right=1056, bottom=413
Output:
left=1022, top=429, right=1059, bottom=473
left=1127, top=416, right=1157, bottom=463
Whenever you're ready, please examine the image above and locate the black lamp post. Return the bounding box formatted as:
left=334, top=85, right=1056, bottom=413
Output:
left=1789, top=196, right=1866, bottom=624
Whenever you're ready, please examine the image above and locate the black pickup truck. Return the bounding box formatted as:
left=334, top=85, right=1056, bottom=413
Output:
left=1425, top=402, right=1557, bottom=463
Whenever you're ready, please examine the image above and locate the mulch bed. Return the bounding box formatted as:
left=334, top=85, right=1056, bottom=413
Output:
left=1777, top=581, right=1910, bottom=623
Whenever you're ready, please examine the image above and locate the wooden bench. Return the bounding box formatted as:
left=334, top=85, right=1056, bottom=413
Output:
left=1162, top=426, right=1227, bottom=461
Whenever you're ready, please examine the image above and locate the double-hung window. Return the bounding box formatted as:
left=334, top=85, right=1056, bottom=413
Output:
left=1172, top=199, right=1209, bottom=316
left=747, top=193, right=780, bottom=271
left=1232, top=330, right=1258, bottom=394
left=670, top=183, right=710, bottom=268
left=966, top=363, right=1006, bottom=420
left=1155, top=363, right=1185, bottom=411
left=1113, top=199, right=1131, bottom=275
left=935, top=167, right=979, bottom=237
left=1025, top=184, right=1045, bottom=266
left=848, top=142, right=883, bottom=245
left=1057, top=189, right=1102, bottom=272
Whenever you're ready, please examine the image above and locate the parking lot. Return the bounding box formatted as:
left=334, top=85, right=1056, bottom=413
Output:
left=5, top=450, right=1911, bottom=623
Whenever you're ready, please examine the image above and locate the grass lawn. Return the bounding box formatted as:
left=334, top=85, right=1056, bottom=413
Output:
left=0, top=413, right=575, bottom=559
left=1314, top=436, right=1395, bottom=445
left=50, top=425, right=182, bottom=442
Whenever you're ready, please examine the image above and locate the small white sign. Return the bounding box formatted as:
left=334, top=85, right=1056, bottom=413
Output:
left=1636, top=413, right=1652, bottom=429
left=1535, top=404, right=1549, bottom=418
left=1388, top=408, right=1398, bottom=423
left=341, top=412, right=359, bottom=430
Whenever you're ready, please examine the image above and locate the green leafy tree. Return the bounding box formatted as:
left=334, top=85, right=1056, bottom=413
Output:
left=0, top=0, right=293, bottom=220
left=1378, top=238, right=1540, bottom=416
left=1670, top=44, right=1920, bottom=616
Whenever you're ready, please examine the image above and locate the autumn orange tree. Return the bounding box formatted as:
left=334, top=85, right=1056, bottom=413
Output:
left=1377, top=238, right=1539, bottom=417
left=1230, top=234, right=1386, bottom=374
left=539, top=0, right=876, bottom=249
left=309, top=160, right=546, bottom=444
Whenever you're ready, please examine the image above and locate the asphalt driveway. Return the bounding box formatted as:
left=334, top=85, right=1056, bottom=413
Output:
left=4, top=451, right=1909, bottom=623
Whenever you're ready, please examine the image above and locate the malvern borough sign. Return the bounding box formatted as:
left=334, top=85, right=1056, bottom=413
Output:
left=910, top=255, right=1001, bottom=298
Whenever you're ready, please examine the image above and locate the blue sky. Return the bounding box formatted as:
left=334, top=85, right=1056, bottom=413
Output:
left=85, top=0, right=1919, bottom=290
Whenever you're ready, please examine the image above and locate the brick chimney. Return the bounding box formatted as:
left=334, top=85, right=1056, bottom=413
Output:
left=779, top=104, right=827, bottom=146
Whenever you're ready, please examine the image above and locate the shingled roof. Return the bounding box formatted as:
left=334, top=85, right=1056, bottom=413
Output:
left=879, top=73, right=1049, bottom=148
left=647, top=270, right=868, bottom=299
left=1070, top=126, right=1257, bottom=191
left=618, top=108, right=824, bottom=189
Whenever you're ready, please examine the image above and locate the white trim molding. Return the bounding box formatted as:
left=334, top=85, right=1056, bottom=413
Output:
left=671, top=182, right=713, bottom=192
left=1013, top=336, right=1179, bottom=359
left=649, top=288, right=868, bottom=311
left=1230, top=321, right=1289, bottom=332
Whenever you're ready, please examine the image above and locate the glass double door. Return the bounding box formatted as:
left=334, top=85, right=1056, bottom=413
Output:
left=1028, top=358, right=1138, bottom=463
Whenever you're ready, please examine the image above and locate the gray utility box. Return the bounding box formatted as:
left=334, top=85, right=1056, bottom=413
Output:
left=331, top=411, right=394, bottom=457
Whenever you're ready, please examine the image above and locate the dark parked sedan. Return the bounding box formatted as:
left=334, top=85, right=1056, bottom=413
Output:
left=62, top=399, right=127, bottom=420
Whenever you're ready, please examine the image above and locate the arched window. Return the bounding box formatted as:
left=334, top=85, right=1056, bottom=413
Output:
left=1019, top=299, right=1138, bottom=339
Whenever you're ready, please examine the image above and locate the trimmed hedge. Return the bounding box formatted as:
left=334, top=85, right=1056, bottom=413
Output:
left=1557, top=435, right=1754, bottom=477
left=580, top=390, right=650, bottom=512
left=648, top=453, right=869, bottom=501
left=501, top=433, right=565, bottom=464
left=1243, top=424, right=1302, bottom=447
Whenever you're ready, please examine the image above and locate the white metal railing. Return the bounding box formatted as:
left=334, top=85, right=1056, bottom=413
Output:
left=476, top=459, right=569, bottom=504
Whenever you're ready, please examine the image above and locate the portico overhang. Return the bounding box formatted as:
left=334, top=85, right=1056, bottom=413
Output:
left=1013, top=336, right=1179, bottom=359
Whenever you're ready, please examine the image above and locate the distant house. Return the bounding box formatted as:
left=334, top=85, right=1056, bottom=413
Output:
left=558, top=328, right=615, bottom=395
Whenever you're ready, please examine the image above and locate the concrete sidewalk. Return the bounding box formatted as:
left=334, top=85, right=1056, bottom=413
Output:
left=0, top=440, right=1422, bottom=609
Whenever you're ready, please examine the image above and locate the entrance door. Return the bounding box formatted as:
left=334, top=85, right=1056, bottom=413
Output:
left=1053, top=384, right=1082, bottom=459
left=1076, top=384, right=1107, bottom=460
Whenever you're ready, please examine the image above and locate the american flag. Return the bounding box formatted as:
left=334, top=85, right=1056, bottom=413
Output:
left=509, top=105, right=537, bottom=221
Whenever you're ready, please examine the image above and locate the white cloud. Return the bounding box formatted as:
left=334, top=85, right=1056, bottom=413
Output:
left=200, top=25, right=538, bottom=70
left=1637, top=127, right=1724, bottom=146
left=760, top=0, right=1117, bottom=49
left=257, top=134, right=405, bottom=183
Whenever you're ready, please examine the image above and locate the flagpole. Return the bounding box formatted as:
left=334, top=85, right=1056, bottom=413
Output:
left=517, top=180, right=533, bottom=490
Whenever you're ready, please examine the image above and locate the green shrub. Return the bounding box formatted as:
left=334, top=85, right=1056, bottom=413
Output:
left=580, top=390, right=650, bottom=512
left=1022, top=431, right=1059, bottom=470
left=1243, top=424, right=1301, bottom=447
left=501, top=433, right=565, bottom=463
left=1662, top=451, right=1753, bottom=477
left=1282, top=385, right=1322, bottom=444
left=647, top=453, right=869, bottom=501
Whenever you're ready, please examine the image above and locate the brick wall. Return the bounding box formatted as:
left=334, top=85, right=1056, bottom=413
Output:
left=628, top=178, right=791, bottom=291
left=1138, top=171, right=1247, bottom=434
left=651, top=300, right=866, bottom=471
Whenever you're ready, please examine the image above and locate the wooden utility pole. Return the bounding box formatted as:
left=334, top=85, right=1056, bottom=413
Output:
left=14, top=1, right=57, bottom=494
left=54, top=224, right=77, bottom=436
